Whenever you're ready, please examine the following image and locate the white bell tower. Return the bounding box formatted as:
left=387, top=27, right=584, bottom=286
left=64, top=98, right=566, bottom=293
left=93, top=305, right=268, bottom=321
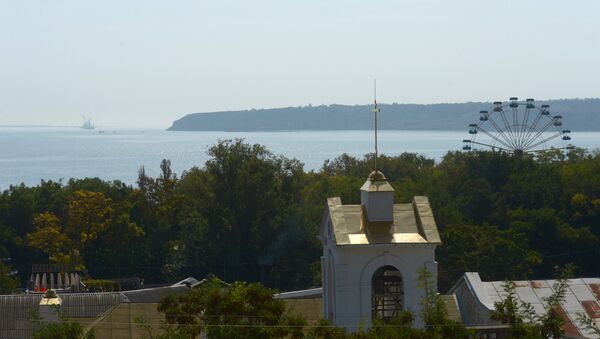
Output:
left=318, top=83, right=441, bottom=330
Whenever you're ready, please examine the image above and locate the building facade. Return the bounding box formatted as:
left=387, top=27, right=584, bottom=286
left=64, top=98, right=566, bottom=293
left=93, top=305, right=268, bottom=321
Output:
left=319, top=170, right=441, bottom=330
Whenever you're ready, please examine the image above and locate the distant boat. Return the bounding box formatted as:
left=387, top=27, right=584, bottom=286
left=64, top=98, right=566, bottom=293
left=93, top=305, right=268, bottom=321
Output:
left=81, top=115, right=95, bottom=130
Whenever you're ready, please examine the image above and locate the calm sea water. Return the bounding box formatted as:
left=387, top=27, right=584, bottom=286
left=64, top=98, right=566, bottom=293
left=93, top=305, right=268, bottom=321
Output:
left=1, top=127, right=599, bottom=189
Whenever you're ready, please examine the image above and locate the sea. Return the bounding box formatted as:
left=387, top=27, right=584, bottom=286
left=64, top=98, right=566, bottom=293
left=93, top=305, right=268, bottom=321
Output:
left=1, top=127, right=599, bottom=189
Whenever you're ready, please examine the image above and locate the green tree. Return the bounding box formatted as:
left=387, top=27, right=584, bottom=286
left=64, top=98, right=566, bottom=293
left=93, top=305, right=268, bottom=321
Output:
left=30, top=303, right=95, bottom=339
left=26, top=212, right=77, bottom=265
left=32, top=321, right=93, bottom=339
left=538, top=265, right=574, bottom=339
left=437, top=224, right=541, bottom=291
left=134, top=160, right=186, bottom=282
left=491, top=281, right=539, bottom=338
left=305, top=318, right=348, bottom=339
left=0, top=260, right=18, bottom=294
left=576, top=313, right=600, bottom=338
left=417, top=268, right=473, bottom=339
left=508, top=209, right=597, bottom=277
left=157, top=276, right=305, bottom=339
left=361, top=314, right=423, bottom=339
left=491, top=265, right=574, bottom=339
left=26, top=190, right=142, bottom=274
left=27, top=190, right=115, bottom=269
left=181, top=139, right=312, bottom=286
left=66, top=190, right=113, bottom=247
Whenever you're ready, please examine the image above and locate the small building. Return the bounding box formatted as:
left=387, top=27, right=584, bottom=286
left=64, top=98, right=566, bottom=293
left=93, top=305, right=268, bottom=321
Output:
left=319, top=170, right=441, bottom=329
left=450, top=272, right=600, bottom=339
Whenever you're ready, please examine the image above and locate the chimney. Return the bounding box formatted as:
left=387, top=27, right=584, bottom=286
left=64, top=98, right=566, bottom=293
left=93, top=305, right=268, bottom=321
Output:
left=360, top=170, right=395, bottom=233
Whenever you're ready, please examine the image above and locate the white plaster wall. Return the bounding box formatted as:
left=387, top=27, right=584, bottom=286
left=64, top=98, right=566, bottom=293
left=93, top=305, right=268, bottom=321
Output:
left=360, top=191, right=394, bottom=221
left=453, top=280, right=495, bottom=326
left=322, top=233, right=437, bottom=330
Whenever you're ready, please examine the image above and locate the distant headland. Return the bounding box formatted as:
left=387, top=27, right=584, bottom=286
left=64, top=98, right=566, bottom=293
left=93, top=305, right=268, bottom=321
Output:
left=168, top=98, right=600, bottom=132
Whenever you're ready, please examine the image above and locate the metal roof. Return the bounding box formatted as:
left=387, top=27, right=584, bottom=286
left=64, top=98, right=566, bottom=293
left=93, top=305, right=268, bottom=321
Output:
left=0, top=292, right=123, bottom=338
left=0, top=277, right=201, bottom=338
left=121, top=285, right=190, bottom=303
left=360, top=177, right=395, bottom=192
left=452, top=272, right=600, bottom=338
left=325, top=195, right=441, bottom=245
left=274, top=287, right=323, bottom=300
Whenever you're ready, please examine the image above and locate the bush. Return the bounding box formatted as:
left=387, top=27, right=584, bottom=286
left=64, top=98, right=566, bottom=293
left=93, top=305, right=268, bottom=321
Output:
left=83, top=279, right=120, bottom=292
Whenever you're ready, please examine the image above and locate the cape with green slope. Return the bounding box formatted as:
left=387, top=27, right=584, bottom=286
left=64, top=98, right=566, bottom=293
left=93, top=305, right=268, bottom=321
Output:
left=168, top=98, right=600, bottom=131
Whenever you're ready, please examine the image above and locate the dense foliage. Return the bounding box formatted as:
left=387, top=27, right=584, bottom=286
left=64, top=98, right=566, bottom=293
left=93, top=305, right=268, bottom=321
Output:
left=32, top=321, right=92, bottom=339
left=31, top=309, right=94, bottom=339
left=1, top=139, right=599, bottom=293
left=0, top=260, right=18, bottom=294
left=151, top=272, right=471, bottom=339
left=155, top=276, right=306, bottom=339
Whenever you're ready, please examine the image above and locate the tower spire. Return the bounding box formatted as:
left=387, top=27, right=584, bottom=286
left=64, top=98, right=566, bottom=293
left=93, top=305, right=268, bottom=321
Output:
left=372, top=79, right=380, bottom=174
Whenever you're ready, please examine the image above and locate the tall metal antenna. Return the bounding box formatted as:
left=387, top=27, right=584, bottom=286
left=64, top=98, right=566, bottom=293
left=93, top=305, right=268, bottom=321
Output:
left=372, top=79, right=380, bottom=173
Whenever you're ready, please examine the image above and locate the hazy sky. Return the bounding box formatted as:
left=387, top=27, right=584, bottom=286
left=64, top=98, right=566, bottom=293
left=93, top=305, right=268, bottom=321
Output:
left=1, top=1, right=599, bottom=128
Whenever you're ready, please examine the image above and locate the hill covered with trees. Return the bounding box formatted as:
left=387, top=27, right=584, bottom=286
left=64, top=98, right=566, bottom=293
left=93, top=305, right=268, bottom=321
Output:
left=168, top=98, right=600, bottom=131
left=1, top=141, right=600, bottom=294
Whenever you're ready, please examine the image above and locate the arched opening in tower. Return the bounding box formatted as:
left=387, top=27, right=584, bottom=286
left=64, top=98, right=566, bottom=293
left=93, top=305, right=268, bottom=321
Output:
left=371, top=265, right=404, bottom=321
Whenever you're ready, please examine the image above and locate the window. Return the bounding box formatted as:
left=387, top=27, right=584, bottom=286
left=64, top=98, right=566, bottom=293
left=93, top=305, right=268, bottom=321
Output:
left=371, top=265, right=404, bottom=321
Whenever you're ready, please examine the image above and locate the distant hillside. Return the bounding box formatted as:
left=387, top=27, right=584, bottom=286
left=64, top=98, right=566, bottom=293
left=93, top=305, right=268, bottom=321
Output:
left=168, top=98, right=600, bottom=131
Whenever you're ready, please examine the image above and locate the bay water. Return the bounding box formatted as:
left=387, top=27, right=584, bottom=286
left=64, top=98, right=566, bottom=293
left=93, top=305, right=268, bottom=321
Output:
left=1, top=127, right=599, bottom=189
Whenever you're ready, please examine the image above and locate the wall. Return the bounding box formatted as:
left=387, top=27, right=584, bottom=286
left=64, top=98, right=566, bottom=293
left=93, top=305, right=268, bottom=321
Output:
left=77, top=303, right=167, bottom=339
left=453, top=279, right=495, bottom=326
left=324, top=241, right=437, bottom=330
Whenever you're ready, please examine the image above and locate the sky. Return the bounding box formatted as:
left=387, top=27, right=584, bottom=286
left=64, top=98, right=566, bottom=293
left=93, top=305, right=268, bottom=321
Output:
left=1, top=0, right=599, bottom=128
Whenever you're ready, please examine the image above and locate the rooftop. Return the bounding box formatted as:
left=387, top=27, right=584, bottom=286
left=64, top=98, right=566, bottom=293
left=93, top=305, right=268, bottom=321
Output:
left=0, top=277, right=202, bottom=338
left=325, top=195, right=441, bottom=245
left=451, top=272, right=600, bottom=338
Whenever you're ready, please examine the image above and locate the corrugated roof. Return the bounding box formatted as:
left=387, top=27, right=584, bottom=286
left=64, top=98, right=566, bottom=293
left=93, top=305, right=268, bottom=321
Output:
left=61, top=293, right=123, bottom=317
left=0, top=292, right=123, bottom=338
left=0, top=294, right=41, bottom=339
left=122, top=285, right=190, bottom=303
left=274, top=288, right=322, bottom=300
left=0, top=277, right=201, bottom=338
left=326, top=196, right=440, bottom=245
left=455, top=273, right=600, bottom=338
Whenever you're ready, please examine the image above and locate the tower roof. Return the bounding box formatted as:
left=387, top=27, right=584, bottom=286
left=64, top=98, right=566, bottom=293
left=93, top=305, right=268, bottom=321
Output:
left=360, top=170, right=395, bottom=192
left=322, top=196, right=441, bottom=246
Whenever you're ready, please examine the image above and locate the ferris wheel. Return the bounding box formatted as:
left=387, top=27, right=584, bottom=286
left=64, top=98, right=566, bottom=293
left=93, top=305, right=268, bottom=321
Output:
left=462, top=97, right=573, bottom=155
